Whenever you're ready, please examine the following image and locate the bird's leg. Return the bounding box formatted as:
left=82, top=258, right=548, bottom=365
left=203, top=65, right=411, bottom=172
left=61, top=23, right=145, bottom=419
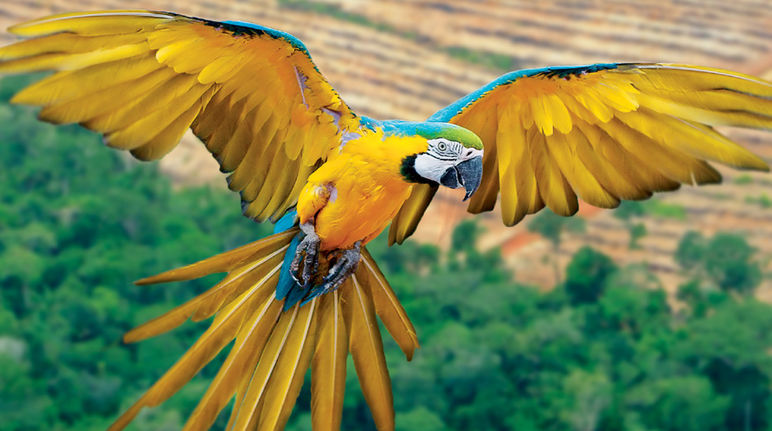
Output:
left=321, top=240, right=362, bottom=293
left=290, top=222, right=321, bottom=288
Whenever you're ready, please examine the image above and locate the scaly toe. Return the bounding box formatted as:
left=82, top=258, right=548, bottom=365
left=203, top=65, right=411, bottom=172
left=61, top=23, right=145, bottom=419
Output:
left=321, top=241, right=361, bottom=292
left=291, top=231, right=321, bottom=287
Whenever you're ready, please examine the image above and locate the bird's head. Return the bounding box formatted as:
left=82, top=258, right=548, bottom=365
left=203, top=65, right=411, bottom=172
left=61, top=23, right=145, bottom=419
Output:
left=400, top=122, right=484, bottom=200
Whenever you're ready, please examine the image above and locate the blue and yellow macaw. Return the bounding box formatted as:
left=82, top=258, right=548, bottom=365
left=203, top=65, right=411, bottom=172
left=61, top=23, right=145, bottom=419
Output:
left=1, top=9, right=771, bottom=431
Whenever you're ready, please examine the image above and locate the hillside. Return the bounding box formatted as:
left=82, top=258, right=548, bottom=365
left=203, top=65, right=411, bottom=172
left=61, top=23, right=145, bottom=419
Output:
left=1, top=0, right=770, bottom=295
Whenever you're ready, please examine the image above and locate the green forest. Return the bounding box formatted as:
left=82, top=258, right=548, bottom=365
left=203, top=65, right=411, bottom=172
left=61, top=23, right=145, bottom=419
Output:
left=1, top=74, right=772, bottom=431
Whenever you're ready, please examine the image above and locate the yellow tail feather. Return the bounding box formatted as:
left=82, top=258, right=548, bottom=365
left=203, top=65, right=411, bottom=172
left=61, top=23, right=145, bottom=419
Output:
left=134, top=229, right=296, bottom=285
left=110, top=230, right=415, bottom=431
left=311, top=291, right=348, bottom=431
left=344, top=275, right=395, bottom=431
left=184, top=299, right=282, bottom=431
left=360, top=250, right=419, bottom=360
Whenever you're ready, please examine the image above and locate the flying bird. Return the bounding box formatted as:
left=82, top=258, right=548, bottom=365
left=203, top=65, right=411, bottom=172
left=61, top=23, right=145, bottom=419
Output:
left=2, top=9, right=771, bottom=431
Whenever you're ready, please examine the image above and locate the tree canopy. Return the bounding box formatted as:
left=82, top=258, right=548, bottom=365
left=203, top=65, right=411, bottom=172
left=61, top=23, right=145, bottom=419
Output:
left=1, top=75, right=772, bottom=431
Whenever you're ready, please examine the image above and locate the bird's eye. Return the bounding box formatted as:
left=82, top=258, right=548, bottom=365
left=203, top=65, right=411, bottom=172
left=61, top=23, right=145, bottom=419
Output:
left=437, top=142, right=447, bottom=151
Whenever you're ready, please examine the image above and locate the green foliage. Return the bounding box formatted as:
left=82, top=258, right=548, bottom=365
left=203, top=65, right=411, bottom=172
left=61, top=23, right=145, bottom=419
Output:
left=564, top=246, right=617, bottom=304
left=745, top=193, right=772, bottom=208
left=625, top=376, right=729, bottom=431
left=643, top=199, right=687, bottom=220
left=675, top=231, right=762, bottom=294
left=0, top=79, right=270, bottom=430
left=613, top=200, right=647, bottom=221
left=395, top=406, right=446, bottom=431
left=613, top=201, right=648, bottom=248
left=627, top=223, right=647, bottom=249
left=733, top=174, right=754, bottom=185
left=2, top=74, right=772, bottom=431
left=527, top=210, right=587, bottom=249
left=280, top=0, right=410, bottom=37
left=445, top=46, right=518, bottom=72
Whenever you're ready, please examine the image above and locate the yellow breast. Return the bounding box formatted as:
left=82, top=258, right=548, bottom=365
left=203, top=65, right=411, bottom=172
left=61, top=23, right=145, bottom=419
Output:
left=298, top=129, right=428, bottom=250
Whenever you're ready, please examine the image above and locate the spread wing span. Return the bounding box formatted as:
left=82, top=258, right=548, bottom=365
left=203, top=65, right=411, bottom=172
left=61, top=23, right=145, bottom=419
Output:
left=390, top=63, right=771, bottom=244
left=0, top=10, right=359, bottom=222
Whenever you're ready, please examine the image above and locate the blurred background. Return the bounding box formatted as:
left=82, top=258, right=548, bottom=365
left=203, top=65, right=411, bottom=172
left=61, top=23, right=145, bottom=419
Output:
left=1, top=1, right=771, bottom=430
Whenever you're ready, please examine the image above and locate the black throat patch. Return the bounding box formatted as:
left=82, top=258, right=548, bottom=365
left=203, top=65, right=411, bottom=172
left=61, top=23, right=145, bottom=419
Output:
left=400, top=155, right=436, bottom=185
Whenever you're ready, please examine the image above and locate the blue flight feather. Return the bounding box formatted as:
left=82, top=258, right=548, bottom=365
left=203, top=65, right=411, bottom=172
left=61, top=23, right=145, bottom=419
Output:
left=274, top=209, right=301, bottom=302
left=284, top=279, right=315, bottom=311
left=273, top=209, right=298, bottom=234
left=275, top=233, right=301, bottom=301
left=300, top=284, right=328, bottom=307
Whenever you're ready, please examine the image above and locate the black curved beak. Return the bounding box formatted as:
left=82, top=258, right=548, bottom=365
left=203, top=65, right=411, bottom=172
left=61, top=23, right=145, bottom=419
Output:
left=439, top=156, right=483, bottom=201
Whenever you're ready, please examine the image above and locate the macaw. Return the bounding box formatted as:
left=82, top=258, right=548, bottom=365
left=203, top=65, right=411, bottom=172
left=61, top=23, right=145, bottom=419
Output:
left=1, top=9, right=770, bottom=431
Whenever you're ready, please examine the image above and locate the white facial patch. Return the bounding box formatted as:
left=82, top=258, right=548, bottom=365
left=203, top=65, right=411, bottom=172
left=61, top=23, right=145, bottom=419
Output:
left=414, top=153, right=456, bottom=183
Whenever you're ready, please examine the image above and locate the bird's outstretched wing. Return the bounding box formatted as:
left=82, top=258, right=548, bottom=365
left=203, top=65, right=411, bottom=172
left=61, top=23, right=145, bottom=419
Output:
left=0, top=10, right=358, bottom=222
left=390, top=63, right=771, bottom=244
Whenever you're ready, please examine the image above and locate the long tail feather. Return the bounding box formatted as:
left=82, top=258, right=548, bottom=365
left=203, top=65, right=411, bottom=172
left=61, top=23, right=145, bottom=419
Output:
left=123, top=234, right=294, bottom=343
left=257, top=298, right=319, bottom=431
left=109, top=263, right=281, bottom=430
left=344, top=275, right=395, bottom=431
left=184, top=298, right=283, bottom=431
left=359, top=250, right=419, bottom=360
left=135, top=229, right=297, bottom=285
left=311, top=291, right=348, bottom=431
left=230, top=304, right=301, bottom=430
left=110, top=230, right=414, bottom=431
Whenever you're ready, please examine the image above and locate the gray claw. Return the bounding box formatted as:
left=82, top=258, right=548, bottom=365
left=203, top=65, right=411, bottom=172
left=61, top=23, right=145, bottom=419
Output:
left=290, top=223, right=321, bottom=288
left=321, top=241, right=362, bottom=293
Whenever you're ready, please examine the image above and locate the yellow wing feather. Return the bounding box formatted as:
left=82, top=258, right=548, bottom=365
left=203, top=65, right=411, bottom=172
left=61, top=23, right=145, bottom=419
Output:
left=134, top=229, right=296, bottom=285
left=466, top=102, right=501, bottom=214
left=0, top=10, right=360, bottom=222
left=388, top=183, right=438, bottom=245
left=403, top=63, right=772, bottom=235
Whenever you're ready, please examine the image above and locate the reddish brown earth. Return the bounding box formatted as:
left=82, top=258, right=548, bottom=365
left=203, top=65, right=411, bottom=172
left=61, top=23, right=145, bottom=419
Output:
left=2, top=0, right=770, bottom=297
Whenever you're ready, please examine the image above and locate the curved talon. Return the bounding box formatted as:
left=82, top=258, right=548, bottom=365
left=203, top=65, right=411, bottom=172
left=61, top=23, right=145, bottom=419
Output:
left=321, top=240, right=362, bottom=293
left=290, top=222, right=321, bottom=288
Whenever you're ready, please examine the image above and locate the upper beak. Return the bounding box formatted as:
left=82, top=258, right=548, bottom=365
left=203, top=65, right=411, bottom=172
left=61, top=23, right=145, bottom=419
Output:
left=457, top=156, right=483, bottom=201
left=439, top=156, right=483, bottom=201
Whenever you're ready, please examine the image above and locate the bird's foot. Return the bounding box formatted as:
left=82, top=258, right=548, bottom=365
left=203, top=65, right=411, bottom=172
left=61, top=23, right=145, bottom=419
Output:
left=290, top=222, right=321, bottom=288
left=319, top=240, right=362, bottom=294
